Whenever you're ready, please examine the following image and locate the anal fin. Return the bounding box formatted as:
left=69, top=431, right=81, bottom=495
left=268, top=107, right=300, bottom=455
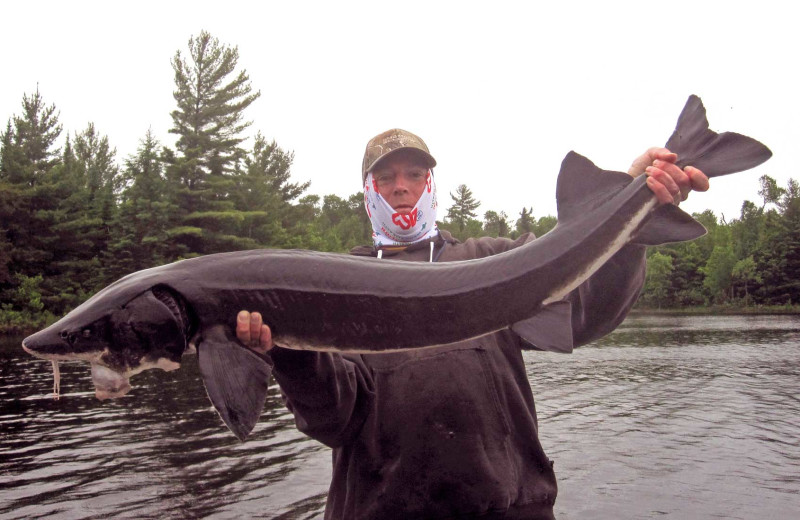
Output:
left=197, top=325, right=273, bottom=441
left=513, top=301, right=574, bottom=354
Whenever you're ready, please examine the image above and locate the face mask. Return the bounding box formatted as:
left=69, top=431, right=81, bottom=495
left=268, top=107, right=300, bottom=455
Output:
left=364, top=170, right=439, bottom=247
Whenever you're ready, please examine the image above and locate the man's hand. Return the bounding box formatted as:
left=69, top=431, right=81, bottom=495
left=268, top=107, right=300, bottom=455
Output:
left=236, top=310, right=274, bottom=354
left=629, top=147, right=709, bottom=205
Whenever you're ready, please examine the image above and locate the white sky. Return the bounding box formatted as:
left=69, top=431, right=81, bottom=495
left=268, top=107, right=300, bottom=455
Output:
left=2, top=1, right=796, bottom=222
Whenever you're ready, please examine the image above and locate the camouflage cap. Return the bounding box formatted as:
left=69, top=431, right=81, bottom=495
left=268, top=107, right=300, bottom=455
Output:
left=361, top=128, right=437, bottom=184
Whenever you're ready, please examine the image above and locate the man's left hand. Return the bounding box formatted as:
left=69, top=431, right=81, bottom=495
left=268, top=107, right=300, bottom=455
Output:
left=628, top=147, right=710, bottom=205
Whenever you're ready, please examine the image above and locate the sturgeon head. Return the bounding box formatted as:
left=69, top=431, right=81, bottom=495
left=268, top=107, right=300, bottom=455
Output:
left=22, top=275, right=272, bottom=442
left=22, top=285, right=192, bottom=400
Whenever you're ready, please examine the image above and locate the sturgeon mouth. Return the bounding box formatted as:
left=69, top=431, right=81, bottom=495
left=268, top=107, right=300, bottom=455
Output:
left=22, top=343, right=132, bottom=400
left=91, top=363, right=132, bottom=400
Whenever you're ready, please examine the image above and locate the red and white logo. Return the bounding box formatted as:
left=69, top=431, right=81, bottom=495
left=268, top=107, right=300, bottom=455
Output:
left=391, top=208, right=418, bottom=230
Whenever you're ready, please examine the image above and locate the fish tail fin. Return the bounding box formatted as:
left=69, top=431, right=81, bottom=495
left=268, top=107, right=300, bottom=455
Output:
left=634, top=95, right=774, bottom=245
left=666, top=94, right=772, bottom=178
left=198, top=325, right=273, bottom=441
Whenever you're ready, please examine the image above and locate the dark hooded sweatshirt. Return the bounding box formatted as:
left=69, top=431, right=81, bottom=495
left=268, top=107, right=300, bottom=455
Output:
left=268, top=230, right=646, bottom=519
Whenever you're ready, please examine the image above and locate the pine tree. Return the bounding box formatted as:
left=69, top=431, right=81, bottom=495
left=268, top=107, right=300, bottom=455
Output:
left=48, top=124, right=121, bottom=297
left=515, top=207, right=535, bottom=236
left=166, top=30, right=262, bottom=254
left=170, top=31, right=260, bottom=179
left=105, top=130, right=179, bottom=279
left=0, top=89, right=68, bottom=315
left=758, top=174, right=785, bottom=210
left=1, top=88, right=62, bottom=186
left=231, top=133, right=310, bottom=247
left=445, top=184, right=480, bottom=234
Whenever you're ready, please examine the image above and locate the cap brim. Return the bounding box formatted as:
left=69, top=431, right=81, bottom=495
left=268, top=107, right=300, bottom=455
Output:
left=366, top=147, right=437, bottom=174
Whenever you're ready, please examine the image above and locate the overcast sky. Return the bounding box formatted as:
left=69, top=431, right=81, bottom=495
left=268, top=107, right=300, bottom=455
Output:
left=2, top=1, right=795, bottom=222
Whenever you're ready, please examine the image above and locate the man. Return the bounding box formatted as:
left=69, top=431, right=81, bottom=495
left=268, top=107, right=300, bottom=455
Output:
left=237, top=129, right=708, bottom=519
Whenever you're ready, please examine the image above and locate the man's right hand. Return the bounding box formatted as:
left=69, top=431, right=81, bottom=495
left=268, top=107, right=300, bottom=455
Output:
left=236, top=311, right=274, bottom=354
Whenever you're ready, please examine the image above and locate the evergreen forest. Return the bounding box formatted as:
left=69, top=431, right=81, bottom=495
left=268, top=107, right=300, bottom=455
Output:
left=2, top=32, right=798, bottom=333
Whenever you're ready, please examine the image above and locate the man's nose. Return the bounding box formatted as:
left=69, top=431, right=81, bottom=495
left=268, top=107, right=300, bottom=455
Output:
left=393, top=173, right=410, bottom=192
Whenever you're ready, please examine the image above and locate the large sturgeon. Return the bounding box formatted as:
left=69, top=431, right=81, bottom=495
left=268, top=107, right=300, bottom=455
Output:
left=22, top=95, right=771, bottom=440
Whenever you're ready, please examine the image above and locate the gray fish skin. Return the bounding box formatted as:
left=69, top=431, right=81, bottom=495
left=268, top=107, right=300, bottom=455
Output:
left=21, top=95, right=772, bottom=440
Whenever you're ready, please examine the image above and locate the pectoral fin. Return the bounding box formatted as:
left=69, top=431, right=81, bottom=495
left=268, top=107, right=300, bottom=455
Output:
left=197, top=326, right=273, bottom=441
left=512, top=301, right=574, bottom=354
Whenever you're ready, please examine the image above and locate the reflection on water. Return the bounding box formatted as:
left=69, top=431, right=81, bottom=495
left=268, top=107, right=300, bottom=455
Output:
left=2, top=315, right=799, bottom=519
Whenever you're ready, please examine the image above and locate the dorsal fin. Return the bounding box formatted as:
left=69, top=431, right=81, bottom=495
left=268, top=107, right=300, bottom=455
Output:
left=555, top=151, right=633, bottom=222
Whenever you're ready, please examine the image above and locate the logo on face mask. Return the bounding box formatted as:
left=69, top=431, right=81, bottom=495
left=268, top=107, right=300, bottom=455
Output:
left=392, top=208, right=419, bottom=230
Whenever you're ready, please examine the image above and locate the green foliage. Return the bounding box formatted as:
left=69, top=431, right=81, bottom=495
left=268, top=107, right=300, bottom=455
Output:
left=510, top=208, right=556, bottom=238
left=731, top=256, right=760, bottom=304
left=755, top=180, right=800, bottom=304
left=701, top=245, right=737, bottom=303
left=103, top=131, right=180, bottom=279
left=638, top=177, right=800, bottom=309
left=483, top=210, right=510, bottom=238
left=316, top=193, right=372, bottom=251
left=642, top=251, right=674, bottom=308
left=532, top=216, right=557, bottom=237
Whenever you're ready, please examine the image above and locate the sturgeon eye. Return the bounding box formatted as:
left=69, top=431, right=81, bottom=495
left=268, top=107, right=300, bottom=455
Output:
left=82, top=329, right=92, bottom=338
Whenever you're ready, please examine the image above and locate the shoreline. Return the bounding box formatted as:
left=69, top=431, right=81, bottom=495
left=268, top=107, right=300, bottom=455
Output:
left=630, top=305, right=800, bottom=316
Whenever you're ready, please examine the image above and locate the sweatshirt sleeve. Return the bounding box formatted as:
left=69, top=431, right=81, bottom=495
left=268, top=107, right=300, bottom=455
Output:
left=268, top=347, right=375, bottom=448
left=567, top=243, right=647, bottom=346
left=468, top=232, right=646, bottom=348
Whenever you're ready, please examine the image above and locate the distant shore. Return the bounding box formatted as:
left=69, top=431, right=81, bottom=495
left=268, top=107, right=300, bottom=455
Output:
left=630, top=304, right=800, bottom=316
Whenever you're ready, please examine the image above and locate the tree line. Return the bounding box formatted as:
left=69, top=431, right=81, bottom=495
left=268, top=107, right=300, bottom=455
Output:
left=640, top=176, right=800, bottom=309
left=1, top=32, right=797, bottom=333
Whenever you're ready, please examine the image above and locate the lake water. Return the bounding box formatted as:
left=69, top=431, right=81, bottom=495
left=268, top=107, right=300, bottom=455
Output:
left=2, top=315, right=799, bottom=519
